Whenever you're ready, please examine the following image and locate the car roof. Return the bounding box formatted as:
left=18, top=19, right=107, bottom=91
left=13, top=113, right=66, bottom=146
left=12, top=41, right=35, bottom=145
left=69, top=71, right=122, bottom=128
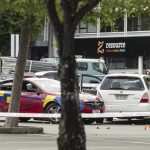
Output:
left=76, top=58, right=105, bottom=63
left=0, top=77, right=59, bottom=83
left=25, top=77, right=59, bottom=82
left=105, top=73, right=149, bottom=78
left=34, top=71, right=57, bottom=76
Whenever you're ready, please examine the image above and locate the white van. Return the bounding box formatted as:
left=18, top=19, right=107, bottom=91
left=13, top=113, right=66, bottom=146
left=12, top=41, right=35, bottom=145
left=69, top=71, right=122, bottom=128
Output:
left=76, top=58, right=108, bottom=83
left=40, top=57, right=108, bottom=82
left=39, top=57, right=108, bottom=94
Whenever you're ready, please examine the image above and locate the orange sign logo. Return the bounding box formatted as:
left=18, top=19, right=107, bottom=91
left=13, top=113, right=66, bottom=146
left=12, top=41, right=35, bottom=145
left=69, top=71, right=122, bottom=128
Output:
left=97, top=41, right=104, bottom=54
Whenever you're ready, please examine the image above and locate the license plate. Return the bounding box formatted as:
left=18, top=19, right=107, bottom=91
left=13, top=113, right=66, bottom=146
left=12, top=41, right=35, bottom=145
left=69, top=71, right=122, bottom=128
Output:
left=92, top=110, right=100, bottom=113
left=116, top=94, right=127, bottom=100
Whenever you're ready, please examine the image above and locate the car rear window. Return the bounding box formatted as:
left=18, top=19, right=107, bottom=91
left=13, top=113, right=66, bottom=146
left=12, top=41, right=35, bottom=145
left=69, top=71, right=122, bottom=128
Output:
left=143, top=77, right=150, bottom=90
left=100, top=76, right=144, bottom=91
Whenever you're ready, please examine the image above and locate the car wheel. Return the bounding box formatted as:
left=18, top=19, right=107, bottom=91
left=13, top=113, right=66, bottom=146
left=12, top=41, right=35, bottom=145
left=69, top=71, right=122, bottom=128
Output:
left=106, top=118, right=113, bottom=122
left=83, top=118, right=95, bottom=124
left=19, top=118, right=31, bottom=122
left=45, top=103, right=61, bottom=124
left=96, top=118, right=104, bottom=124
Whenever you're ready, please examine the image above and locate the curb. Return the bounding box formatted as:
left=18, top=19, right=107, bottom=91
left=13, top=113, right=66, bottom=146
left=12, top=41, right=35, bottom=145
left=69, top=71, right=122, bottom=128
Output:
left=0, top=126, right=44, bottom=134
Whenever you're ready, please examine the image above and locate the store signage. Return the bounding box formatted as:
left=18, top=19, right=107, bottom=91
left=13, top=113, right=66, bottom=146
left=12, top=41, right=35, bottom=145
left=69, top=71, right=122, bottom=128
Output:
left=97, top=40, right=126, bottom=54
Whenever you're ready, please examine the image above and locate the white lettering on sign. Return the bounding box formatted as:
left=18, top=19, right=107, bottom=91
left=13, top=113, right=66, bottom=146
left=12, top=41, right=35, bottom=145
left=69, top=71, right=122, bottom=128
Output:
left=106, top=42, right=126, bottom=49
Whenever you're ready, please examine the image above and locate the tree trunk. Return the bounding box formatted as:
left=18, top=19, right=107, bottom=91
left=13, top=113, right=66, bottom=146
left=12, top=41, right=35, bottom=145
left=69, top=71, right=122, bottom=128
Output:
left=4, top=18, right=32, bottom=127
left=57, top=22, right=86, bottom=150
left=46, top=1, right=100, bottom=150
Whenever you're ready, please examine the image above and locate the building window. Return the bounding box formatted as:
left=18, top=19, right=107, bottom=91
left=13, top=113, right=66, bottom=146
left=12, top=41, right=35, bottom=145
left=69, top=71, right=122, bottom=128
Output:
left=79, top=22, right=87, bottom=33
left=128, top=16, right=138, bottom=31
left=141, top=14, right=150, bottom=31
left=87, top=24, right=97, bottom=33
left=106, top=57, right=126, bottom=69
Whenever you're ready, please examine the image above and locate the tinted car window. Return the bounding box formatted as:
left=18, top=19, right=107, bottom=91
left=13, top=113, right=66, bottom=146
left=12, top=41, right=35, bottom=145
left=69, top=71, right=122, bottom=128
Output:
left=43, top=72, right=58, bottom=80
left=0, top=82, right=13, bottom=91
left=92, top=62, right=107, bottom=74
left=100, top=76, right=144, bottom=91
left=143, top=77, right=150, bottom=90
left=77, top=62, right=88, bottom=71
left=30, top=79, right=60, bottom=93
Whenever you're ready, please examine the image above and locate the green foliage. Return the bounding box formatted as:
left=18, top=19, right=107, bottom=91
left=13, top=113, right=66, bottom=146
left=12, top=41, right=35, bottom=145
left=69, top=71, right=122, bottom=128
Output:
left=0, top=0, right=47, bottom=36
left=83, top=0, right=150, bottom=28
left=0, top=10, right=22, bottom=56
left=0, top=0, right=47, bottom=55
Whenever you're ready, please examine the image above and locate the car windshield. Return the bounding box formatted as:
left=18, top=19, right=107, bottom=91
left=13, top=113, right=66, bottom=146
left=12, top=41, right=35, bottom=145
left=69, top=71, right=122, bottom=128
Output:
left=100, top=76, right=145, bottom=91
left=92, top=62, right=107, bottom=74
left=31, top=79, right=61, bottom=93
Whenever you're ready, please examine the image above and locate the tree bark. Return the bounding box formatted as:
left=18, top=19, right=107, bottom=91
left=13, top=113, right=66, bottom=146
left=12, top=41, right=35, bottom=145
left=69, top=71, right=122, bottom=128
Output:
left=46, top=0, right=101, bottom=150
left=4, top=18, right=32, bottom=127
left=57, top=3, right=86, bottom=150
left=57, top=24, right=86, bottom=150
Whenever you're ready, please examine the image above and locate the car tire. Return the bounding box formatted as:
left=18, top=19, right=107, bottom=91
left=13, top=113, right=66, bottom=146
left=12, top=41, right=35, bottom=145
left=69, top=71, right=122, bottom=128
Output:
left=83, top=118, right=95, bottom=124
left=45, top=103, right=61, bottom=124
left=96, top=118, right=104, bottom=124
left=19, top=117, right=31, bottom=122
left=106, top=118, right=113, bottom=122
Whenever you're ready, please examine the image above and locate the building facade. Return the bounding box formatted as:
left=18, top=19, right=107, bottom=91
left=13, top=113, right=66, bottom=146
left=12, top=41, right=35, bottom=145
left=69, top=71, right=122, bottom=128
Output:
left=30, top=14, right=150, bottom=71
left=74, top=14, right=150, bottom=71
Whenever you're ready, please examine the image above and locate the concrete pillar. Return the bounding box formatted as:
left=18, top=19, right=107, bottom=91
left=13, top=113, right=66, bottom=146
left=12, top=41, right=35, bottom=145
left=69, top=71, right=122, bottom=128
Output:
left=97, top=3, right=101, bottom=38
left=138, top=56, right=143, bottom=74
left=11, top=34, right=19, bottom=57
left=48, top=22, right=54, bottom=58
left=44, top=18, right=49, bottom=41
left=97, top=18, right=100, bottom=38
left=124, top=11, right=127, bottom=36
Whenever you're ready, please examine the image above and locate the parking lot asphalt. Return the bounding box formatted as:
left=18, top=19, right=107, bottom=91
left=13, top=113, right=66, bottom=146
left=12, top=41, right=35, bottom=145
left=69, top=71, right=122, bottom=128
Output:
left=0, top=118, right=150, bottom=150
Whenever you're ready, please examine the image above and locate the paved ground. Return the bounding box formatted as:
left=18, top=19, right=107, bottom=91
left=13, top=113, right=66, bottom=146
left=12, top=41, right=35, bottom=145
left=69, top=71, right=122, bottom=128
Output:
left=0, top=118, right=150, bottom=150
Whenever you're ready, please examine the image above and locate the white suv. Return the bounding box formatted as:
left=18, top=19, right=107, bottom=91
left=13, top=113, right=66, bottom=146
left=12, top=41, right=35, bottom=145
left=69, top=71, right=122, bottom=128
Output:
left=96, top=74, right=150, bottom=121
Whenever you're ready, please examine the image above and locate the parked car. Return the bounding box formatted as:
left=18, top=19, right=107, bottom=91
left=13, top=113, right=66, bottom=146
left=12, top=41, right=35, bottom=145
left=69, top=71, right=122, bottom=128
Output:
left=78, top=74, right=102, bottom=95
left=35, top=71, right=102, bottom=94
left=34, top=71, right=58, bottom=80
left=96, top=73, right=150, bottom=121
left=0, top=78, right=104, bottom=124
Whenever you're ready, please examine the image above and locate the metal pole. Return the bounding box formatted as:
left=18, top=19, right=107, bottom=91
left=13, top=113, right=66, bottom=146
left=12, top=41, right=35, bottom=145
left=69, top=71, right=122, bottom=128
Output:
left=97, top=3, right=101, bottom=38
left=124, top=11, right=127, bottom=36
left=138, top=56, right=143, bottom=74
left=0, top=52, right=1, bottom=80
left=29, top=60, right=32, bottom=73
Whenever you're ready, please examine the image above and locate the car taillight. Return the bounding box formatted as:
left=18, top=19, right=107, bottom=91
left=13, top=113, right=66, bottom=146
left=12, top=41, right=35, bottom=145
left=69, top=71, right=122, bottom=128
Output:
left=82, top=107, right=92, bottom=113
left=99, top=102, right=105, bottom=113
left=96, top=91, right=102, bottom=101
left=140, top=93, right=149, bottom=103
left=100, top=106, right=104, bottom=113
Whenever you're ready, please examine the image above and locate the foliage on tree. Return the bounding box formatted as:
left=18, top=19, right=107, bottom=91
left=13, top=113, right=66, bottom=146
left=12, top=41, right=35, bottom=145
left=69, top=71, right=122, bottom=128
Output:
left=83, top=0, right=150, bottom=30
left=0, top=11, right=22, bottom=55
left=0, top=0, right=46, bottom=56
